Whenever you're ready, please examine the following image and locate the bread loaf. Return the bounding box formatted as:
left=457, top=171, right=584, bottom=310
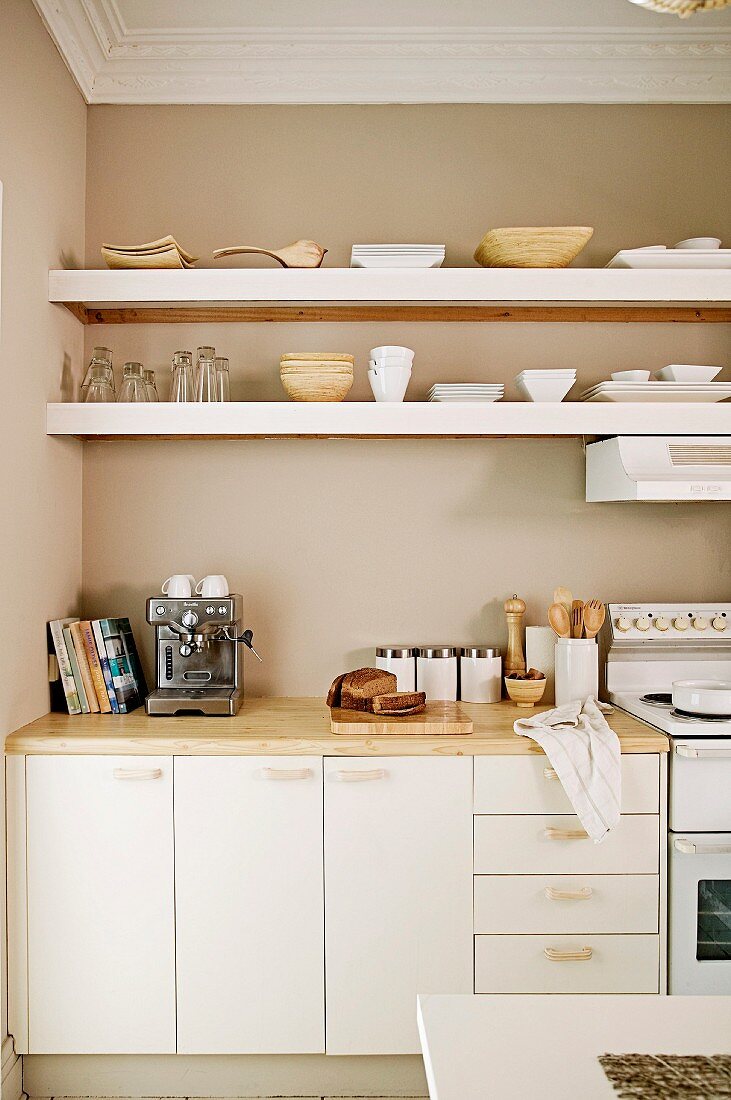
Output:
left=339, top=667, right=397, bottom=711
left=371, top=692, right=426, bottom=716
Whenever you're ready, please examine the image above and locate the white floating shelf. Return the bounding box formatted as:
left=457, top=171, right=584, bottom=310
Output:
left=47, top=402, right=731, bottom=440
left=49, top=268, right=731, bottom=324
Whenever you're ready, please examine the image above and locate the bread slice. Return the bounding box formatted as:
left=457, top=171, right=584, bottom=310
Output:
left=371, top=691, right=426, bottom=716
left=326, top=673, right=346, bottom=708
left=340, top=667, right=397, bottom=712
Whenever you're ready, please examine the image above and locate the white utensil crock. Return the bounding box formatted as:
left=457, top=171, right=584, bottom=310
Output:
left=554, top=638, right=598, bottom=707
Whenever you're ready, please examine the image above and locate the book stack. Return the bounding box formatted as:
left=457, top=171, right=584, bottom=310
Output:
left=48, top=617, right=148, bottom=715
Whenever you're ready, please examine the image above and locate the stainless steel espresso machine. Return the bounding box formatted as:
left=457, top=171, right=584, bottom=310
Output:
left=145, top=595, right=260, bottom=715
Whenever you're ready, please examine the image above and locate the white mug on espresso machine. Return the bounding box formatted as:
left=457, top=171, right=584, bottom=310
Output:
left=195, top=574, right=230, bottom=599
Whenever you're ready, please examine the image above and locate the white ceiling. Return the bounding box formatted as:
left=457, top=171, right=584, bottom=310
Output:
left=34, top=0, right=731, bottom=104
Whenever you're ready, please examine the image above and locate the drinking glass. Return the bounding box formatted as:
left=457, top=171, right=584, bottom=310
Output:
left=143, top=368, right=159, bottom=400
left=117, top=362, right=150, bottom=402
left=195, top=346, right=216, bottom=398
left=80, top=346, right=114, bottom=401
left=170, top=351, right=194, bottom=402
left=195, top=357, right=219, bottom=402
left=83, top=364, right=115, bottom=403
left=214, top=356, right=230, bottom=401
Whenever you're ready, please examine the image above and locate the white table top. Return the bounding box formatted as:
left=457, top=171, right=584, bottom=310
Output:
left=417, top=994, right=731, bottom=1100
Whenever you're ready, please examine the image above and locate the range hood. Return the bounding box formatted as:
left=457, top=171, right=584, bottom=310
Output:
left=586, top=437, right=731, bottom=501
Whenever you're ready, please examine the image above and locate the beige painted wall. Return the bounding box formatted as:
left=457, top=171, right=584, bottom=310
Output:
left=0, top=0, right=86, bottom=1065
left=82, top=104, right=730, bottom=695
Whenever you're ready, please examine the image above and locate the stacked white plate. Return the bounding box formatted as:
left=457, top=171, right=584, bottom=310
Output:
left=580, top=381, right=731, bottom=403
left=428, top=384, right=504, bottom=403
left=351, top=244, right=445, bottom=269
left=606, top=248, right=731, bottom=270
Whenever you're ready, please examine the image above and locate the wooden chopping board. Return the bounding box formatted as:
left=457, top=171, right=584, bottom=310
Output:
left=330, top=701, right=473, bottom=736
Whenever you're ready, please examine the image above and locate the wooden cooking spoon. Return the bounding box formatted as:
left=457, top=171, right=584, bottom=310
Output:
left=548, top=603, right=571, bottom=638
left=584, top=599, right=606, bottom=639
left=571, top=600, right=585, bottom=638
left=553, top=586, right=573, bottom=618
left=212, top=239, right=328, bottom=268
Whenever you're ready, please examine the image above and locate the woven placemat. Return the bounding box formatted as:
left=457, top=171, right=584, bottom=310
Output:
left=600, top=1053, right=731, bottom=1098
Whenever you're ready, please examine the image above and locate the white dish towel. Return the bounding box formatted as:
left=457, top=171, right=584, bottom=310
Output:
left=513, top=697, right=621, bottom=842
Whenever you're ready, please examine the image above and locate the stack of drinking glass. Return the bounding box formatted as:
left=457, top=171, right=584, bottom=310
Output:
left=79, top=345, right=231, bottom=402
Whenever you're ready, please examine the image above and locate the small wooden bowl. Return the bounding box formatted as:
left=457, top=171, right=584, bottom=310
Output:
left=280, top=362, right=354, bottom=402
left=474, top=227, right=593, bottom=269
left=504, top=675, right=547, bottom=708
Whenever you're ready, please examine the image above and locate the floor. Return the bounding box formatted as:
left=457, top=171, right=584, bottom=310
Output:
left=33, top=1096, right=429, bottom=1099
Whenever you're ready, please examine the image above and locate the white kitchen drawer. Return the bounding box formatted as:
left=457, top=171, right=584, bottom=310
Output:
left=474, top=874, right=659, bottom=934
left=474, top=754, right=659, bottom=815
left=474, top=814, right=659, bottom=875
left=475, top=934, right=660, bottom=993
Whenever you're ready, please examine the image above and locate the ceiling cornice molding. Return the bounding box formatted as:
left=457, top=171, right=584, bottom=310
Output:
left=33, top=2, right=731, bottom=104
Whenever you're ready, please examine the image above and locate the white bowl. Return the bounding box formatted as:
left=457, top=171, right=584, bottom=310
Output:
left=515, top=376, right=574, bottom=403
left=674, top=237, right=721, bottom=250
left=368, top=366, right=411, bottom=402
left=655, top=363, right=722, bottom=383
left=370, top=355, right=415, bottom=369
left=370, top=345, right=414, bottom=361
left=672, top=679, right=731, bottom=716
left=611, top=370, right=651, bottom=382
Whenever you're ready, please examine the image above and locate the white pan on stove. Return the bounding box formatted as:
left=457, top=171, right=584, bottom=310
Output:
left=672, top=679, right=731, bottom=716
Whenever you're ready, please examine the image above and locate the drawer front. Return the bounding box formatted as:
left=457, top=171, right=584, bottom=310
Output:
left=475, top=934, right=660, bottom=993
left=474, top=755, right=659, bottom=815
left=474, top=814, right=659, bottom=875
left=474, top=874, right=659, bottom=934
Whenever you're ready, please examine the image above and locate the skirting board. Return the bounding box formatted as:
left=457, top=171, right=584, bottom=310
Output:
left=2, top=1037, right=24, bottom=1100
left=23, top=1054, right=427, bottom=1098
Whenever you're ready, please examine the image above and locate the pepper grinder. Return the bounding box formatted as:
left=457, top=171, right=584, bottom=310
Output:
left=504, top=593, right=526, bottom=675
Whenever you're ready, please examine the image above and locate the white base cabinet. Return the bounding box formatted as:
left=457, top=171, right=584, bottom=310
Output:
left=174, top=757, right=325, bottom=1053
left=25, top=757, right=175, bottom=1053
left=324, top=758, right=474, bottom=1054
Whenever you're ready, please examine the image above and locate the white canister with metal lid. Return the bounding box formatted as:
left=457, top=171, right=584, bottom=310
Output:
left=459, top=646, right=502, bottom=703
left=376, top=646, right=416, bottom=692
left=416, top=646, right=458, bottom=701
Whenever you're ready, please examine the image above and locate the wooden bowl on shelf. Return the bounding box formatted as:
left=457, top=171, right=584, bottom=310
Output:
left=504, top=675, right=547, bottom=708
left=280, top=354, right=354, bottom=402
left=474, top=227, right=594, bottom=269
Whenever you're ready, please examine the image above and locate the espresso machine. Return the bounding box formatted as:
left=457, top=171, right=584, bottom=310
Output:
left=145, top=594, right=260, bottom=716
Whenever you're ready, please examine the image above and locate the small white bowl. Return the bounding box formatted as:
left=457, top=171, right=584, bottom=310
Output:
left=368, top=366, right=411, bottom=402
left=674, top=237, right=721, bottom=250
left=370, top=345, right=414, bottom=361
left=655, top=363, right=722, bottom=383
left=515, top=376, right=574, bottom=403
left=370, top=355, right=415, bottom=369
left=611, top=370, right=651, bottom=382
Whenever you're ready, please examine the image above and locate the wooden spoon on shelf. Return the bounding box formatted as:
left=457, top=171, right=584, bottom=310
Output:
left=571, top=600, right=585, bottom=639
left=584, top=600, right=606, bottom=639
left=548, top=603, right=571, bottom=639
left=212, top=239, right=328, bottom=268
left=553, top=586, right=573, bottom=618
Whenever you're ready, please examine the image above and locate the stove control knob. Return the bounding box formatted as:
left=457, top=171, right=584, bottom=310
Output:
left=181, top=609, right=199, bottom=629
left=673, top=617, right=689, bottom=631
left=635, top=615, right=651, bottom=632
left=693, top=616, right=709, bottom=631
left=655, top=616, right=670, bottom=632
left=712, top=616, right=727, bottom=632
left=616, top=616, right=632, bottom=632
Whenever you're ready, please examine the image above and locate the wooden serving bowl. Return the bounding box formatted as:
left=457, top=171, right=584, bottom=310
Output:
left=504, top=675, right=547, bottom=709
left=474, top=226, right=594, bottom=269
left=280, top=361, right=354, bottom=402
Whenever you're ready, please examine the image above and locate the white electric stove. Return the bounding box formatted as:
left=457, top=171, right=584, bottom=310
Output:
left=600, top=603, right=731, bottom=994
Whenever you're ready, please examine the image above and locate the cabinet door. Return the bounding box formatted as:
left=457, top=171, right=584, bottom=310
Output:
left=175, top=757, right=324, bottom=1053
left=26, top=756, right=175, bottom=1053
left=324, top=757, right=473, bottom=1055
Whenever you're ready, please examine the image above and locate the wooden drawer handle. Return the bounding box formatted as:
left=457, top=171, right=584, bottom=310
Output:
left=259, top=767, right=312, bottom=780
left=543, top=826, right=588, bottom=841
left=113, top=768, right=163, bottom=781
left=543, top=766, right=559, bottom=780
left=334, top=768, right=387, bottom=782
left=544, top=946, right=593, bottom=962
left=544, top=886, right=593, bottom=901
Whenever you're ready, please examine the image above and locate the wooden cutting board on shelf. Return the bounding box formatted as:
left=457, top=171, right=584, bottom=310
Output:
left=330, top=701, right=473, bottom=736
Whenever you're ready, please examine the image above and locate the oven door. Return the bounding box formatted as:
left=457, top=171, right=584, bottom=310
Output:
left=669, top=833, right=731, bottom=994
left=670, top=739, right=731, bottom=832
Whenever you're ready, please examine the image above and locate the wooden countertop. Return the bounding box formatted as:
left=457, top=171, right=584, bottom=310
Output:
left=5, top=698, right=668, bottom=756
